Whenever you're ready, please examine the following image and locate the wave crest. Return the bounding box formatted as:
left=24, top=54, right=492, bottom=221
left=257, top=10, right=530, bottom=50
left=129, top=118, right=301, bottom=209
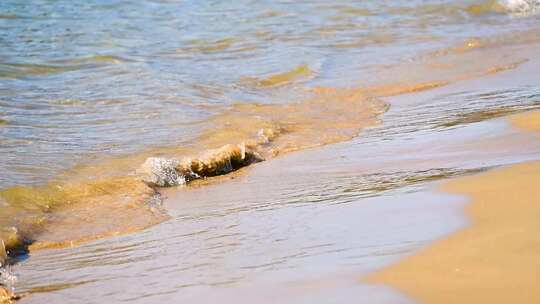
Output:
left=138, top=144, right=264, bottom=187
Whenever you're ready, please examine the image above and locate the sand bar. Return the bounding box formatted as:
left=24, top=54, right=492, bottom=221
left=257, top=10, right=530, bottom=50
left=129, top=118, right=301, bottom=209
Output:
left=368, top=111, right=540, bottom=303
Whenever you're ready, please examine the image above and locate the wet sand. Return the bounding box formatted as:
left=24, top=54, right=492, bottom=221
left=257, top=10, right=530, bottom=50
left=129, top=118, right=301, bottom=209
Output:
left=368, top=111, right=540, bottom=303
left=511, top=111, right=540, bottom=132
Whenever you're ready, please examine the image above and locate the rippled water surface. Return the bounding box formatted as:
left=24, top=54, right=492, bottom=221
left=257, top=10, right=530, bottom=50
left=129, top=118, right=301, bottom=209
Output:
left=1, top=0, right=540, bottom=302
left=14, top=63, right=540, bottom=302
left=1, top=0, right=539, bottom=187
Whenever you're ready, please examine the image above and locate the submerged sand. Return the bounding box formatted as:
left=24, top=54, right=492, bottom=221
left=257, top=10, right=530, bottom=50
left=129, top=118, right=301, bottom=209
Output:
left=368, top=111, right=540, bottom=303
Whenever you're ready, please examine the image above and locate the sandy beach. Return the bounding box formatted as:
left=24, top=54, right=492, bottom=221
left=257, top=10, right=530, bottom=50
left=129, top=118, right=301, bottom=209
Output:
left=368, top=111, right=540, bottom=303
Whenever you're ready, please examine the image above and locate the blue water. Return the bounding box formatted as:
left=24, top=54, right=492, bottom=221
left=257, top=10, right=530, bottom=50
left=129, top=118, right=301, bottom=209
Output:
left=1, top=0, right=538, bottom=187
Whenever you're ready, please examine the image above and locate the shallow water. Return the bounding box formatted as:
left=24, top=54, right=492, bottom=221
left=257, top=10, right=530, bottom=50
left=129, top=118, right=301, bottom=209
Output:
left=2, top=0, right=540, bottom=302
left=11, top=48, right=540, bottom=303
left=1, top=0, right=539, bottom=187
left=2, top=0, right=540, bottom=251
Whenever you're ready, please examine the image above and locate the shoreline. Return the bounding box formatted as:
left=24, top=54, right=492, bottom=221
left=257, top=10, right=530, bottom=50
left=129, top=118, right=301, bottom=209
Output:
left=2, top=23, right=538, bottom=258
left=5, top=39, right=535, bottom=255
left=2, top=2, right=540, bottom=303
left=8, top=27, right=540, bottom=303
left=16, top=66, right=540, bottom=303
left=367, top=111, right=540, bottom=303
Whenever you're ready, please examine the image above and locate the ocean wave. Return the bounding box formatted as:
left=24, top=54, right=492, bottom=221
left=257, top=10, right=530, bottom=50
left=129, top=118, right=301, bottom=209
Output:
left=137, top=87, right=388, bottom=186
left=138, top=144, right=263, bottom=187
left=0, top=84, right=387, bottom=265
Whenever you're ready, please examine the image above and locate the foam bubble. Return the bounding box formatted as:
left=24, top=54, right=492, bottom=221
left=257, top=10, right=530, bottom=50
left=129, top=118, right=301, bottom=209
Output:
left=138, top=144, right=264, bottom=187
left=499, top=0, right=540, bottom=14
left=138, top=157, right=186, bottom=187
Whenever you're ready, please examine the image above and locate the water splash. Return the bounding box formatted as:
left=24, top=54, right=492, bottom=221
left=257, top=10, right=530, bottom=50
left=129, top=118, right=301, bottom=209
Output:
left=499, top=0, right=540, bottom=14
left=0, top=244, right=16, bottom=303
left=138, top=144, right=263, bottom=187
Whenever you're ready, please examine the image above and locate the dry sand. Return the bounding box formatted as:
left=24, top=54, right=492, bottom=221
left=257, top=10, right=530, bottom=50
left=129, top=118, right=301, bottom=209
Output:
left=367, top=111, right=540, bottom=304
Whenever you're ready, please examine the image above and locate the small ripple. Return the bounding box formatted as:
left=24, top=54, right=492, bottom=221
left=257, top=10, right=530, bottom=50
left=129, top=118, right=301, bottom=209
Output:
left=0, top=55, right=126, bottom=79
left=364, top=86, right=540, bottom=142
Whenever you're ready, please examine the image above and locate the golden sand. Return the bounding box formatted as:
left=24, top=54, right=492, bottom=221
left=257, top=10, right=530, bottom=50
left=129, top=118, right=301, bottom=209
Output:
left=510, top=110, right=540, bottom=132
left=367, top=111, right=540, bottom=303
left=0, top=287, right=12, bottom=304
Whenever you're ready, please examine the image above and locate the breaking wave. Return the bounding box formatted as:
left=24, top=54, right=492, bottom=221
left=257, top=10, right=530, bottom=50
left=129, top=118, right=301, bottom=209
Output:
left=0, top=86, right=387, bottom=262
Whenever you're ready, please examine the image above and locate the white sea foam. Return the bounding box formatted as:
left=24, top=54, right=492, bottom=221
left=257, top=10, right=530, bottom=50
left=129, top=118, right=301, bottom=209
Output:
left=137, top=157, right=187, bottom=187
left=499, top=0, right=540, bottom=14
left=137, top=143, right=263, bottom=187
